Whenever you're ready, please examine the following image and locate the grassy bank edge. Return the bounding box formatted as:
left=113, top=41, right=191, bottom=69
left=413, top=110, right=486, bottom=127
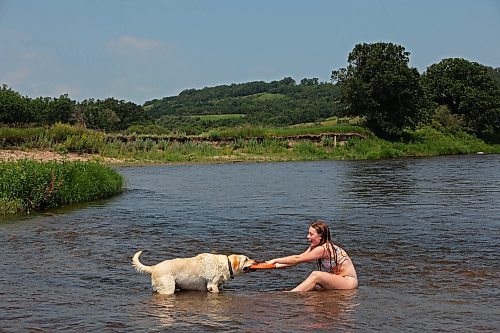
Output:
left=0, top=159, right=125, bottom=215
left=2, top=123, right=499, bottom=165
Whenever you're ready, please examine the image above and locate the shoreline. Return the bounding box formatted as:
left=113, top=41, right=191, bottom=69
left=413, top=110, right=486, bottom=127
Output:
left=1, top=148, right=497, bottom=167
left=0, top=149, right=281, bottom=166
left=0, top=149, right=124, bottom=164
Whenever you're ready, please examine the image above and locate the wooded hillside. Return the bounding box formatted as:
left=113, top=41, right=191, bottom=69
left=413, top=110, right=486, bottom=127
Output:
left=143, top=77, right=342, bottom=127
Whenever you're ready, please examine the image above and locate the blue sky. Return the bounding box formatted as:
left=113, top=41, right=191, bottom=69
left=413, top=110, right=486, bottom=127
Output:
left=1, top=0, right=499, bottom=104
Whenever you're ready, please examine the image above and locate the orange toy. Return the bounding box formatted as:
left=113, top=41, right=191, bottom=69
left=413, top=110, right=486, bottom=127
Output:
left=248, top=262, right=276, bottom=270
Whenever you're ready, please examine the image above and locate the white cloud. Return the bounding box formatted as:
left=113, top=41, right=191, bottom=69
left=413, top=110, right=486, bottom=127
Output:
left=108, top=35, right=161, bottom=51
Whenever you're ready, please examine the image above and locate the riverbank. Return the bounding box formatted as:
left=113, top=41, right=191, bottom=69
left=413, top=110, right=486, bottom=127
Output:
left=2, top=124, right=499, bottom=165
left=0, top=148, right=279, bottom=165
left=1, top=135, right=499, bottom=166
left=0, top=159, right=124, bottom=215
left=0, top=149, right=125, bottom=164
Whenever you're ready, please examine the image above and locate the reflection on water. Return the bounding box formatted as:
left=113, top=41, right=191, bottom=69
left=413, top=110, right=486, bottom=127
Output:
left=1, top=154, right=499, bottom=332
left=143, top=289, right=359, bottom=332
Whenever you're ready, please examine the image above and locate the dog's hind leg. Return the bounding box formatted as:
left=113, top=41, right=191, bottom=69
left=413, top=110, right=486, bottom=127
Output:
left=207, top=284, right=220, bottom=293
left=153, top=276, right=176, bottom=295
left=207, top=279, right=221, bottom=293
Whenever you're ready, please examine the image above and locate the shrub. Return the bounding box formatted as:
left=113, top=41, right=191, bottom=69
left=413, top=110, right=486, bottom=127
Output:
left=60, top=131, right=106, bottom=154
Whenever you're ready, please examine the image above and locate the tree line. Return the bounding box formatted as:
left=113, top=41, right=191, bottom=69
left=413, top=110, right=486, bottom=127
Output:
left=0, top=88, right=149, bottom=132
left=332, top=42, right=500, bottom=141
left=1, top=41, right=499, bottom=141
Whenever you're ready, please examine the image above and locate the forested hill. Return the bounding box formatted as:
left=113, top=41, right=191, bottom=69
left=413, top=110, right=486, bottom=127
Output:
left=143, top=77, right=342, bottom=126
left=487, top=66, right=500, bottom=89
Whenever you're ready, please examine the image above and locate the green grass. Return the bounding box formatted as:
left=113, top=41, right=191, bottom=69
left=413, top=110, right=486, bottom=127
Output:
left=249, top=93, right=288, bottom=102
left=1, top=123, right=499, bottom=166
left=0, top=123, right=106, bottom=154
left=204, top=124, right=370, bottom=139
left=0, top=160, right=124, bottom=215
left=336, top=128, right=498, bottom=160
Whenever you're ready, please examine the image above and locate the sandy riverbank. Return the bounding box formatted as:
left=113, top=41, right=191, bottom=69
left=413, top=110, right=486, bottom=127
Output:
left=0, top=149, right=124, bottom=164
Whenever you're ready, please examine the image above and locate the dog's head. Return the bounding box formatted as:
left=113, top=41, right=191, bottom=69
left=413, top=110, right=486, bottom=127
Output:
left=228, top=255, right=257, bottom=275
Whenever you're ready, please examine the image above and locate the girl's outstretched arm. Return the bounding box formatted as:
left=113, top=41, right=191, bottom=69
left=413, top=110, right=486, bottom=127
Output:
left=267, top=246, right=324, bottom=266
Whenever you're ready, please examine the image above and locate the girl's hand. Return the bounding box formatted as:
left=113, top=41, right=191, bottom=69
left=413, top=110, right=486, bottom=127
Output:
left=266, top=259, right=277, bottom=264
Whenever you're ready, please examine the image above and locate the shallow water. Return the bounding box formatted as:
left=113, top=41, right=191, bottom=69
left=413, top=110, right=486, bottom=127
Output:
left=1, top=154, right=499, bottom=332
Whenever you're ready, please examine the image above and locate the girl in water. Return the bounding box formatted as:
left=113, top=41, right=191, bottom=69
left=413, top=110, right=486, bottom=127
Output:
left=266, top=221, right=358, bottom=291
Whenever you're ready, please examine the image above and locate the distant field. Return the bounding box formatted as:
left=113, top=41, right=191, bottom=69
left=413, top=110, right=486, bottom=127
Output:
left=290, top=116, right=365, bottom=127
left=204, top=124, right=371, bottom=139
left=191, top=114, right=246, bottom=120
left=248, top=92, right=287, bottom=101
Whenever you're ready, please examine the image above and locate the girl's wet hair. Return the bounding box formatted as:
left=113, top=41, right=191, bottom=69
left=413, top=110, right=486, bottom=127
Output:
left=309, top=220, right=338, bottom=272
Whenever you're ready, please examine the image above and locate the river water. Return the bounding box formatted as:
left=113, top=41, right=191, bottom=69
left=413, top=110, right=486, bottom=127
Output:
left=1, top=154, right=499, bottom=332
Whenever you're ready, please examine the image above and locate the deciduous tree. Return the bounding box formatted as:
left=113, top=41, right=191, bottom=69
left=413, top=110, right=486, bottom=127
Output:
left=0, top=85, right=31, bottom=124
left=421, top=58, right=500, bottom=140
left=332, top=42, right=424, bottom=139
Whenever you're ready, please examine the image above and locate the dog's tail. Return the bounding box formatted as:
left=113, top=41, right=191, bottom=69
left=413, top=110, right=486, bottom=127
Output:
left=132, top=250, right=154, bottom=275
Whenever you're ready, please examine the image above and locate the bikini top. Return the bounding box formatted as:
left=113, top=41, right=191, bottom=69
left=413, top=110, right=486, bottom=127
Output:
left=320, top=244, right=349, bottom=271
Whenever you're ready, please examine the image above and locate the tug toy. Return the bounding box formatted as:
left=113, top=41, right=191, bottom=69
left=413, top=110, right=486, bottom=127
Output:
left=248, top=262, right=277, bottom=271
